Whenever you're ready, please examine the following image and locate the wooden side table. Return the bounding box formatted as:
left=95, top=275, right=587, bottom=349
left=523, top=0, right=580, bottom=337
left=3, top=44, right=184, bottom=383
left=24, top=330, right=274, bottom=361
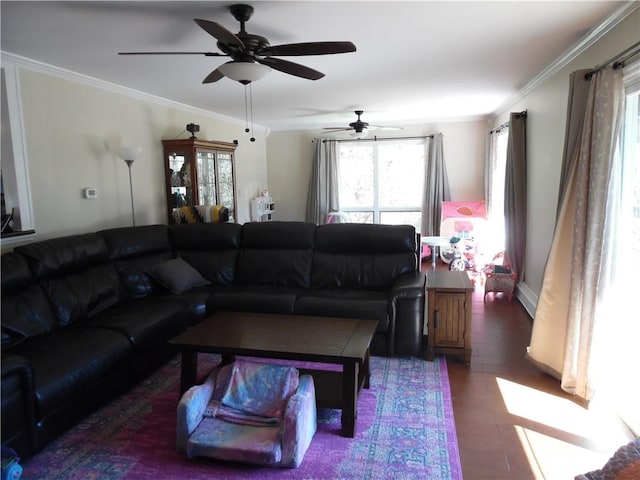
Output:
left=425, top=270, right=473, bottom=364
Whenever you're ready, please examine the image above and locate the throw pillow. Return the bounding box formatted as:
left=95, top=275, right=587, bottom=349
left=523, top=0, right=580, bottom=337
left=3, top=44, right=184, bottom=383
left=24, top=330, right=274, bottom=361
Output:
left=146, top=257, right=210, bottom=294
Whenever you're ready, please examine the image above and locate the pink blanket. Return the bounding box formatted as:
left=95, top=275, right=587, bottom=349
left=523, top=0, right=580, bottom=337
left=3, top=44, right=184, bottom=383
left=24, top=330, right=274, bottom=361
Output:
left=206, top=360, right=299, bottom=426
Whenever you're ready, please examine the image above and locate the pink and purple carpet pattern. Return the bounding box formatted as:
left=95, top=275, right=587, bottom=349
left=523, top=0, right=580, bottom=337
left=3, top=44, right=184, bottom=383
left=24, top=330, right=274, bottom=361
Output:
left=22, top=355, right=462, bottom=480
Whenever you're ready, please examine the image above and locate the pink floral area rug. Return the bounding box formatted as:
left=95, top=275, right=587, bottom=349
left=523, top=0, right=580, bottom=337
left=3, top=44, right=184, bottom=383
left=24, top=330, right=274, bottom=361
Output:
left=22, top=355, right=462, bottom=480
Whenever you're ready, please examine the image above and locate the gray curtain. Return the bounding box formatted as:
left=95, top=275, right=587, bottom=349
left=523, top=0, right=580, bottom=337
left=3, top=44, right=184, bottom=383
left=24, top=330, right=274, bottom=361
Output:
left=305, top=139, right=339, bottom=224
left=503, top=112, right=527, bottom=282
left=421, top=133, right=450, bottom=236
left=528, top=68, right=624, bottom=400
left=557, top=70, right=592, bottom=215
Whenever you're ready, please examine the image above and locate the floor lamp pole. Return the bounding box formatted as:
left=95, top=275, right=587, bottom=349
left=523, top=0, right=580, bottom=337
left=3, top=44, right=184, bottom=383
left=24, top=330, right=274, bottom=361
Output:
left=124, top=159, right=135, bottom=226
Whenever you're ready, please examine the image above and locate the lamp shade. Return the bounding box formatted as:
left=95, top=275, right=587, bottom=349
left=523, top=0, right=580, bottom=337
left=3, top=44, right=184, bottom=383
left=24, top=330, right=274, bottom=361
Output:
left=350, top=129, right=369, bottom=139
left=119, top=146, right=142, bottom=162
left=218, top=61, right=271, bottom=84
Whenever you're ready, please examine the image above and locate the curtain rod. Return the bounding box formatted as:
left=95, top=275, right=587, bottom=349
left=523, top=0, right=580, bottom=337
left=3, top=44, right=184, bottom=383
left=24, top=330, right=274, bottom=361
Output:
left=490, top=110, right=527, bottom=134
left=490, top=121, right=509, bottom=135
left=321, top=135, right=433, bottom=143
left=585, top=41, right=640, bottom=79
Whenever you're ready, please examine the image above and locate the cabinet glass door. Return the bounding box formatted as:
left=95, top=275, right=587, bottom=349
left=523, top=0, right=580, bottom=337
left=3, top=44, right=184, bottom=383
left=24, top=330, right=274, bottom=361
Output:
left=169, top=153, right=192, bottom=208
left=217, top=152, right=235, bottom=218
left=196, top=151, right=217, bottom=206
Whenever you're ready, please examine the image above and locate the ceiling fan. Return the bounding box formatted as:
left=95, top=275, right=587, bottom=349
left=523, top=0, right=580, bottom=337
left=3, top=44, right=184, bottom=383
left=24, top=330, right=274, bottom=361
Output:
left=323, top=111, right=403, bottom=138
left=118, top=4, right=356, bottom=85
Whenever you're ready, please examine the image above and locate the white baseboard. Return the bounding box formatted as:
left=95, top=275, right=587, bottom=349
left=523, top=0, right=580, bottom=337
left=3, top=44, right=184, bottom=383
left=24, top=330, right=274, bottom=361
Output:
left=515, top=282, right=538, bottom=319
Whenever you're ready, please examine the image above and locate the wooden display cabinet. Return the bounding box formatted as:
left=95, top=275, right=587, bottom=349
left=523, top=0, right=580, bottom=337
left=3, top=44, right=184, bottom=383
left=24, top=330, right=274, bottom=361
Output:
left=162, top=138, right=237, bottom=224
left=425, top=270, right=473, bottom=364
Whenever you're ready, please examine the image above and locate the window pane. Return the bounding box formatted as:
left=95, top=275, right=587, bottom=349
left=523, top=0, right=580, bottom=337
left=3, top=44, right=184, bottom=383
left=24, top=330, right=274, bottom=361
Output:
left=380, top=211, right=421, bottom=231
left=338, top=144, right=374, bottom=207
left=337, top=139, right=426, bottom=230
left=378, top=143, right=425, bottom=207
left=348, top=211, right=374, bottom=223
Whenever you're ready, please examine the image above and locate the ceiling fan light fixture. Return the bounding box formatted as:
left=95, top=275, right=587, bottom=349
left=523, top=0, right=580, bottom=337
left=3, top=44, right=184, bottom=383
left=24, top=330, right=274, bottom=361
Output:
left=218, top=61, right=271, bottom=84
left=350, top=129, right=369, bottom=139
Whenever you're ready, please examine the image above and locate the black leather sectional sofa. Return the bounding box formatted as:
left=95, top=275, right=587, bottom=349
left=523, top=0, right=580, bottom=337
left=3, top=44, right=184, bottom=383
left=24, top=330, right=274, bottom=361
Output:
left=1, top=221, right=426, bottom=459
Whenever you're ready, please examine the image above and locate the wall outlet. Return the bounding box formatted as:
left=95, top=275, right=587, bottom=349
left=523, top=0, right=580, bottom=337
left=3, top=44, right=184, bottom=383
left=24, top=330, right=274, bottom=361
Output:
left=82, top=187, right=98, bottom=199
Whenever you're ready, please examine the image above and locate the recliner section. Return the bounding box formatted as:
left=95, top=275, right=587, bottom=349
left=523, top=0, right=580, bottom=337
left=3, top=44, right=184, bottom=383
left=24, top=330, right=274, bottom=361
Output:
left=1, top=221, right=425, bottom=460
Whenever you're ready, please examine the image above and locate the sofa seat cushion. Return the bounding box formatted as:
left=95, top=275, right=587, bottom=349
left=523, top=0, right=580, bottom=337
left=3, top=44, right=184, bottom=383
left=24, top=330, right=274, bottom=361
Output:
left=11, top=328, right=133, bottom=418
left=294, top=290, right=389, bottom=332
left=156, top=286, right=215, bottom=325
left=80, top=298, right=191, bottom=350
left=206, top=286, right=303, bottom=315
left=187, top=417, right=282, bottom=465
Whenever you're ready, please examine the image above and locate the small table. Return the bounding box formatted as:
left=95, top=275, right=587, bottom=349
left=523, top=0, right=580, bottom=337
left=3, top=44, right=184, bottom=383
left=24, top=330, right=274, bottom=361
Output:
left=169, top=311, right=377, bottom=437
left=425, top=271, right=474, bottom=364
left=421, top=236, right=451, bottom=270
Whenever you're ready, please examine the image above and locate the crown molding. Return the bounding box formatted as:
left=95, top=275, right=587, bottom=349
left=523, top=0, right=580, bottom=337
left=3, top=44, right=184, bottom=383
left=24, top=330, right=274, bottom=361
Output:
left=0, top=51, right=268, bottom=134
left=493, top=1, right=639, bottom=118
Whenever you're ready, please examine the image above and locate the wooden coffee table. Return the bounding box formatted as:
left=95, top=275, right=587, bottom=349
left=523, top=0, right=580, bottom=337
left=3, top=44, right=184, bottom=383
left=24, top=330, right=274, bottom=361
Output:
left=169, top=311, right=377, bottom=437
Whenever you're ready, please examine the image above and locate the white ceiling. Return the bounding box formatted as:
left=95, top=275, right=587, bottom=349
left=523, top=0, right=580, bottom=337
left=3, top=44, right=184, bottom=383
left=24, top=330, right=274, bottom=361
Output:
left=0, top=1, right=634, bottom=131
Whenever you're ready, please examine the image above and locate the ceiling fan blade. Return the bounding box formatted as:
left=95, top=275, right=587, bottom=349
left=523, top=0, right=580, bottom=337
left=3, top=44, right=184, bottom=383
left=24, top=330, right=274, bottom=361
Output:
left=194, top=18, right=245, bottom=49
left=257, top=57, right=324, bottom=80
left=259, top=41, right=356, bottom=57
left=322, top=128, right=351, bottom=134
left=369, top=125, right=404, bottom=131
left=118, top=51, right=226, bottom=56
left=202, top=68, right=225, bottom=84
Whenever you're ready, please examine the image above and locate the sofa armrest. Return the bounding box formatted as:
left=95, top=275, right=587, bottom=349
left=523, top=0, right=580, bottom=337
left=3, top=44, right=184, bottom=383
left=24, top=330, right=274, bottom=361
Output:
left=281, top=375, right=317, bottom=468
left=176, top=370, right=217, bottom=453
left=391, top=271, right=426, bottom=298
left=1, top=353, right=37, bottom=457
left=390, top=272, right=426, bottom=356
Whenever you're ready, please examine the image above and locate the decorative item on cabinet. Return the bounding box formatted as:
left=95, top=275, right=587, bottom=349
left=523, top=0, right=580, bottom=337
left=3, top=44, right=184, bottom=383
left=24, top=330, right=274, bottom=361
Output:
left=250, top=190, right=275, bottom=222
left=162, top=137, right=237, bottom=224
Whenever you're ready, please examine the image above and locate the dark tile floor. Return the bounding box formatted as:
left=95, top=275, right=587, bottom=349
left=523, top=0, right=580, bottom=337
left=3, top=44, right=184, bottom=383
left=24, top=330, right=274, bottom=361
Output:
left=422, top=263, right=630, bottom=479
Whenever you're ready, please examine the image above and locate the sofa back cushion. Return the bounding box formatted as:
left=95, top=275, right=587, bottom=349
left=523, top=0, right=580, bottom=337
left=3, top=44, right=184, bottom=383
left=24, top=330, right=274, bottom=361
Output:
left=312, top=224, right=418, bottom=290
left=236, top=222, right=315, bottom=288
left=100, top=225, right=173, bottom=298
left=1, top=253, right=58, bottom=348
left=14, top=233, right=120, bottom=327
left=170, top=223, right=242, bottom=287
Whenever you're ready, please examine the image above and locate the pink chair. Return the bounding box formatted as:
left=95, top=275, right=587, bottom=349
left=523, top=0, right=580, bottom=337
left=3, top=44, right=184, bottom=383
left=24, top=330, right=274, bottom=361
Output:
left=176, top=360, right=317, bottom=468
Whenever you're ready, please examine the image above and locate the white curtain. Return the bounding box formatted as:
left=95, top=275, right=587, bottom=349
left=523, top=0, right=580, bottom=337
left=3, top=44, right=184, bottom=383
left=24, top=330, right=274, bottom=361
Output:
left=421, top=133, right=450, bottom=236
left=305, top=139, right=339, bottom=224
left=485, top=128, right=508, bottom=256
left=528, top=68, right=624, bottom=400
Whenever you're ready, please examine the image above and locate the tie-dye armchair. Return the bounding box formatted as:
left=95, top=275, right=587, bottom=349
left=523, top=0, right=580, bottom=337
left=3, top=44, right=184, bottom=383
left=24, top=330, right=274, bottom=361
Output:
left=176, top=360, right=317, bottom=468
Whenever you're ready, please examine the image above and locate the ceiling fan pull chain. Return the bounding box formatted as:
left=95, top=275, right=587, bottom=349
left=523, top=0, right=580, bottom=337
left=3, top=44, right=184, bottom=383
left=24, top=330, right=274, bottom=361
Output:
left=249, top=83, right=256, bottom=142
left=244, top=84, right=250, bottom=133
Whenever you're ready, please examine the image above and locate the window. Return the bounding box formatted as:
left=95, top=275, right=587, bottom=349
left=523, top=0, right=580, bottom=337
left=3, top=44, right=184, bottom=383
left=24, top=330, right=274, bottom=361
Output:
left=1, top=61, right=35, bottom=241
left=593, top=60, right=640, bottom=436
left=607, top=62, right=640, bottom=434
left=337, top=139, right=426, bottom=232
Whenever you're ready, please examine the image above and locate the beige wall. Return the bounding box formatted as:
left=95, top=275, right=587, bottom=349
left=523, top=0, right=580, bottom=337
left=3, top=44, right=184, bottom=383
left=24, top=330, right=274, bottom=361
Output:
left=4, top=67, right=268, bottom=248
left=492, top=9, right=640, bottom=305
left=266, top=120, right=488, bottom=222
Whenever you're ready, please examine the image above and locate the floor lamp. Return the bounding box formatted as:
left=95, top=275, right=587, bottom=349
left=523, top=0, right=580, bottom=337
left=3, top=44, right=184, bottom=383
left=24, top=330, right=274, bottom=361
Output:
left=119, top=146, right=142, bottom=226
